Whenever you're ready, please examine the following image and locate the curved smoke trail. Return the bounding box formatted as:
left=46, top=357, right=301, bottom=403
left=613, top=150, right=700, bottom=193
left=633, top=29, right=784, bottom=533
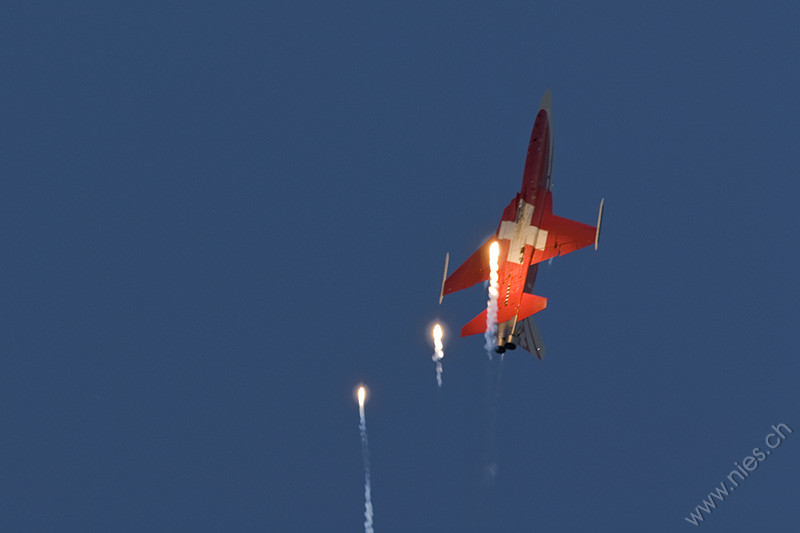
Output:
left=483, top=242, right=500, bottom=357
left=358, top=387, right=374, bottom=533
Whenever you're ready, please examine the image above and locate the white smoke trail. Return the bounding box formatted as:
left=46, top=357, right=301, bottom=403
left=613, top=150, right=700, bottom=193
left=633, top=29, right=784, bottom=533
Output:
left=483, top=353, right=505, bottom=486
left=483, top=241, right=500, bottom=357
left=431, top=324, right=444, bottom=387
left=357, top=387, right=374, bottom=533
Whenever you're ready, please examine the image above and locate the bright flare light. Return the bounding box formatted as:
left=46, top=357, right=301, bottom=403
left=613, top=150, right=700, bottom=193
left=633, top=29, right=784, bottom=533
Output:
left=484, top=241, right=500, bottom=356
left=489, top=241, right=500, bottom=273
left=358, top=386, right=366, bottom=408
left=432, top=323, right=445, bottom=387
left=433, top=324, right=443, bottom=350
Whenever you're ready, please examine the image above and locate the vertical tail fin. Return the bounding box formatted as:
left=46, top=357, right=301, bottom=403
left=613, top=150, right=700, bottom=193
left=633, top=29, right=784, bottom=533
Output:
left=514, top=316, right=546, bottom=359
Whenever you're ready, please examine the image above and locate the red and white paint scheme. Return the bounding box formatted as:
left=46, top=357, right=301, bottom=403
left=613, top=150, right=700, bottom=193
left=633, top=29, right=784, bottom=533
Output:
left=439, top=90, right=603, bottom=358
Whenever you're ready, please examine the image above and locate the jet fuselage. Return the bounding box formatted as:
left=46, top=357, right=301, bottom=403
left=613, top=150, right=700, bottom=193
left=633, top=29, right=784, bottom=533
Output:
left=441, top=90, right=601, bottom=358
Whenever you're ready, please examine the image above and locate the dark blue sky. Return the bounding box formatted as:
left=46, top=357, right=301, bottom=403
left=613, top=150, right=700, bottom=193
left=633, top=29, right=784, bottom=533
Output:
left=2, top=2, right=798, bottom=531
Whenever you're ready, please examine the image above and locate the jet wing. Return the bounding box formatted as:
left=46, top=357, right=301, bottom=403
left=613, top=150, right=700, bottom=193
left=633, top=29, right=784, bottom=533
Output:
left=441, top=196, right=522, bottom=299
left=533, top=214, right=596, bottom=262
left=531, top=193, right=601, bottom=264
left=441, top=237, right=494, bottom=297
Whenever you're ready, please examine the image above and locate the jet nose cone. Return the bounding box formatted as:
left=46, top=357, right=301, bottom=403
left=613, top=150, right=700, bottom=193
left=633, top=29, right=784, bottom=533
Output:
left=540, top=89, right=552, bottom=113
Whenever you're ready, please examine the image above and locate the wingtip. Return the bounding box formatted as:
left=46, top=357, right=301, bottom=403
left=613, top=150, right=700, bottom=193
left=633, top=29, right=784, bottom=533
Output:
left=594, top=198, right=604, bottom=251
left=438, top=252, right=449, bottom=304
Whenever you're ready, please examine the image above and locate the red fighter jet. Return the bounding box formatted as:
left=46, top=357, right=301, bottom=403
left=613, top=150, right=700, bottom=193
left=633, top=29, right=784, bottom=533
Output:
left=439, top=90, right=603, bottom=358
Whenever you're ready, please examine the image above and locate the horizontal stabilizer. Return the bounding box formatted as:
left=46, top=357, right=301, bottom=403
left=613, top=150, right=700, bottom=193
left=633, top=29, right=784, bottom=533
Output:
left=460, top=293, right=547, bottom=337
left=517, top=292, right=547, bottom=321
left=460, top=309, right=488, bottom=337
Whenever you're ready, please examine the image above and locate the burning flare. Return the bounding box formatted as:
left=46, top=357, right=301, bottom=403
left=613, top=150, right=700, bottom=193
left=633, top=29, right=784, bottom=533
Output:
left=356, top=385, right=374, bottom=533
left=484, top=241, right=500, bottom=356
left=358, top=386, right=366, bottom=409
left=432, top=324, right=444, bottom=387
